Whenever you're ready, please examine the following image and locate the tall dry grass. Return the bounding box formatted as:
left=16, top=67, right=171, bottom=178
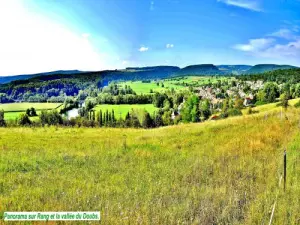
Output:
left=0, top=108, right=299, bottom=224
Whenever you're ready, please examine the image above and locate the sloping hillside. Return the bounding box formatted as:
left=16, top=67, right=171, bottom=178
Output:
left=0, top=67, right=180, bottom=84
left=1, top=108, right=299, bottom=224
left=217, top=65, right=252, bottom=75
left=1, top=64, right=299, bottom=85
left=175, top=64, right=223, bottom=76
left=0, top=70, right=84, bottom=84
left=245, top=64, right=297, bottom=74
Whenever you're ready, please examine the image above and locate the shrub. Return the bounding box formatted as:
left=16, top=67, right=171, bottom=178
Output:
left=0, top=110, right=6, bottom=127
left=227, top=108, right=242, bottom=117
left=39, top=110, right=63, bottom=126
left=18, top=113, right=31, bottom=126
left=294, top=100, right=300, bottom=108
left=255, top=101, right=267, bottom=106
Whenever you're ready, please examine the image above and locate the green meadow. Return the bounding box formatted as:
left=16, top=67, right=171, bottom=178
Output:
left=119, top=81, right=185, bottom=94
left=93, top=104, right=158, bottom=119
left=0, top=102, right=62, bottom=111
left=119, top=76, right=232, bottom=94
left=0, top=102, right=62, bottom=120
left=0, top=108, right=299, bottom=224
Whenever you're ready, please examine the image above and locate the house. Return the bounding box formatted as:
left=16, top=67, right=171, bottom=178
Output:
left=243, top=97, right=253, bottom=106
left=171, top=110, right=179, bottom=120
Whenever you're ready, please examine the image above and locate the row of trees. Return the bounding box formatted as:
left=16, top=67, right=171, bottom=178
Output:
left=0, top=107, right=178, bottom=128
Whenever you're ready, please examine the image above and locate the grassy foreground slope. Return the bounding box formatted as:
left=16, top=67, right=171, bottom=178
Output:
left=0, top=109, right=299, bottom=224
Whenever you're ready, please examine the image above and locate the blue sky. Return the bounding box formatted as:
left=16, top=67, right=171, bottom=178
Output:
left=0, top=0, right=300, bottom=75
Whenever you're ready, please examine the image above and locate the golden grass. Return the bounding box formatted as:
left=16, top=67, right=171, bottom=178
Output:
left=0, top=109, right=299, bottom=224
left=242, top=98, right=300, bottom=115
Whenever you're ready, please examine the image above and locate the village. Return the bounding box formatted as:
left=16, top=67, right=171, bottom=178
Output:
left=196, top=79, right=264, bottom=110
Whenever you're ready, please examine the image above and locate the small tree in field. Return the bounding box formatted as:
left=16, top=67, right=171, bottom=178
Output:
left=142, top=112, right=152, bottom=128
left=30, top=107, right=37, bottom=116
left=26, top=108, right=31, bottom=116
left=280, top=92, right=289, bottom=110
left=0, top=110, right=6, bottom=127
left=18, top=113, right=31, bottom=126
left=98, top=110, right=103, bottom=127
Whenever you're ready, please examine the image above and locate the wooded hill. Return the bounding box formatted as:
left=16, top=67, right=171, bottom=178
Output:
left=0, top=64, right=298, bottom=85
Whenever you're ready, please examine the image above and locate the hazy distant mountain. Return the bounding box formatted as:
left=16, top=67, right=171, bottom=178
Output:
left=0, top=66, right=181, bottom=88
left=217, top=65, right=252, bottom=75
left=0, top=70, right=84, bottom=84
left=125, top=66, right=179, bottom=72
left=1, top=64, right=299, bottom=85
left=175, top=64, right=223, bottom=76
left=98, top=66, right=180, bottom=83
left=245, top=64, right=297, bottom=74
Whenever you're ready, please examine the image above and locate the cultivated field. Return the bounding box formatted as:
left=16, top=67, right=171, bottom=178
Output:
left=0, top=108, right=299, bottom=224
left=93, top=104, right=158, bottom=119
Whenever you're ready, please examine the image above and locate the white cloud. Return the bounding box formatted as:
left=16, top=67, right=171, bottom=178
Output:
left=234, top=36, right=300, bottom=60
left=269, top=29, right=298, bottom=40
left=259, top=40, right=300, bottom=58
left=166, top=44, right=174, bottom=48
left=0, top=1, right=108, bottom=76
left=217, top=0, right=262, bottom=12
left=233, top=38, right=274, bottom=51
left=138, top=46, right=149, bottom=52
left=122, top=60, right=128, bottom=65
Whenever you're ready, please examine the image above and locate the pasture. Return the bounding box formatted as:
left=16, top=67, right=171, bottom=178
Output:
left=119, top=81, right=185, bottom=94
left=93, top=104, right=158, bottom=119
left=119, top=76, right=232, bottom=94
left=0, top=108, right=299, bottom=224
left=0, top=102, right=62, bottom=112
left=0, top=102, right=62, bottom=120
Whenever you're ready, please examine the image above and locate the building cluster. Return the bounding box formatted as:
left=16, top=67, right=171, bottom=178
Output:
left=197, top=80, right=264, bottom=107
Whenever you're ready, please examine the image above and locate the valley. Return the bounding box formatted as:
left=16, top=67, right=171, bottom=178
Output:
left=1, top=107, right=299, bottom=224
left=1, top=66, right=300, bottom=224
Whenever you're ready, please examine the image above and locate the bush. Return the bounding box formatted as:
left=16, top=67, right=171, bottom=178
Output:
left=294, top=100, right=300, bottom=108
left=246, top=107, right=258, bottom=115
left=0, top=110, right=6, bottom=127
left=219, top=112, right=228, bottom=119
left=18, top=113, right=32, bottom=126
left=39, top=110, right=63, bottom=126
left=255, top=101, right=267, bottom=106
left=227, top=108, right=242, bottom=117
left=173, top=115, right=182, bottom=125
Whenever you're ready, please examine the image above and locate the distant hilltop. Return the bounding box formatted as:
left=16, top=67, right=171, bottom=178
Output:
left=0, top=70, right=84, bottom=84
left=245, top=64, right=297, bottom=74
left=0, top=64, right=298, bottom=84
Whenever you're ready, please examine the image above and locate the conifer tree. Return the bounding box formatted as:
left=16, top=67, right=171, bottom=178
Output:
left=99, top=110, right=103, bottom=127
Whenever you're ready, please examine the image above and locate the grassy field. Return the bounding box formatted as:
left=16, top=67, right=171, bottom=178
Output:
left=0, top=102, right=62, bottom=112
left=119, top=76, right=232, bottom=94
left=242, top=98, right=300, bottom=115
left=93, top=104, right=158, bottom=119
left=167, top=76, right=232, bottom=85
left=119, top=81, right=186, bottom=94
left=0, top=103, right=62, bottom=120
left=0, top=108, right=299, bottom=224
